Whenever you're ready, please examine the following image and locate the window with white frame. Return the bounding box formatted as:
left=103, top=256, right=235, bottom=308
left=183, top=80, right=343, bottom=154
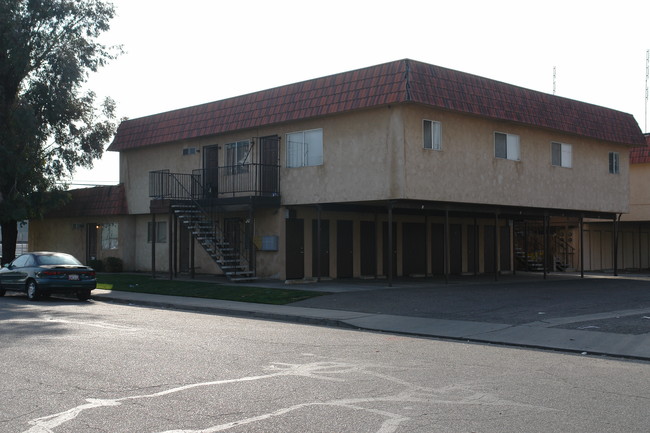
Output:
left=609, top=152, right=620, bottom=174
left=147, top=221, right=167, bottom=243
left=101, top=223, right=118, bottom=250
left=494, top=132, right=520, bottom=161
left=225, top=140, right=250, bottom=173
left=286, top=128, right=323, bottom=167
left=551, top=142, right=572, bottom=168
left=423, top=119, right=441, bottom=150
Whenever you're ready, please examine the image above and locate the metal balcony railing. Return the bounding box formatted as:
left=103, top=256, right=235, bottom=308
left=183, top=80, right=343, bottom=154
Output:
left=149, top=164, right=280, bottom=200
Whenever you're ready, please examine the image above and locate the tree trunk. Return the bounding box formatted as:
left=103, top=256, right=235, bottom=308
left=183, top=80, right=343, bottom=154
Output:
left=1, top=220, right=18, bottom=265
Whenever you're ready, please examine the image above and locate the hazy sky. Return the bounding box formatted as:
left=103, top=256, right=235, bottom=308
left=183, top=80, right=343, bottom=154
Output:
left=71, top=0, right=650, bottom=186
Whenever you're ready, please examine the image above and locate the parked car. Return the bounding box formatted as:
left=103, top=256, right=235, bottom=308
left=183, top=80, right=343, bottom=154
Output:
left=0, top=252, right=96, bottom=301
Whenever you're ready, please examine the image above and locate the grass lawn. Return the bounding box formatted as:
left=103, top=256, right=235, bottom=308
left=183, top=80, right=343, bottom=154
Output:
left=95, top=273, right=326, bottom=305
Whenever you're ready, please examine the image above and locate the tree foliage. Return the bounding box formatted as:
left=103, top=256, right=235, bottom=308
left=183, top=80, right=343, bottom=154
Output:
left=0, top=0, right=120, bottom=263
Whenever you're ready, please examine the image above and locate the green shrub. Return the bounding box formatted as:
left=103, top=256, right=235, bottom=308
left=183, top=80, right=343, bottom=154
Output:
left=104, top=257, right=123, bottom=273
left=89, top=259, right=104, bottom=272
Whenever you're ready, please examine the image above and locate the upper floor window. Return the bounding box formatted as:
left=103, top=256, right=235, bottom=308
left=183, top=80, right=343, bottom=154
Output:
left=286, top=128, right=323, bottom=167
left=226, top=140, right=250, bottom=173
left=494, top=132, right=520, bottom=161
left=551, top=142, right=572, bottom=168
left=423, top=119, right=441, bottom=150
left=609, top=152, right=620, bottom=174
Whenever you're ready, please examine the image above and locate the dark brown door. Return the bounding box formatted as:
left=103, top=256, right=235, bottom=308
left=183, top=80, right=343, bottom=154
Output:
left=203, top=145, right=219, bottom=198
left=86, top=223, right=98, bottom=263
left=382, top=222, right=398, bottom=277
left=337, top=220, right=353, bottom=278
left=431, top=223, right=444, bottom=275
left=360, top=221, right=376, bottom=276
left=500, top=225, right=511, bottom=271
left=224, top=218, right=241, bottom=255
left=285, top=219, right=304, bottom=279
left=259, top=136, right=279, bottom=195
left=402, top=222, right=426, bottom=276
left=467, top=224, right=477, bottom=273
left=179, top=223, right=190, bottom=273
left=312, top=219, right=330, bottom=278
left=484, top=225, right=496, bottom=273
left=450, top=224, right=462, bottom=274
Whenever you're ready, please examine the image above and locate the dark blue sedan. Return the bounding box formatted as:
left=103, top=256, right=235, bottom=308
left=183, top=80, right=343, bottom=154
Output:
left=0, top=252, right=96, bottom=301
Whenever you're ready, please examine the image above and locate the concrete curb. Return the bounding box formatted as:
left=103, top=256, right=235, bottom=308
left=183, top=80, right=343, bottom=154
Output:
left=92, top=289, right=650, bottom=362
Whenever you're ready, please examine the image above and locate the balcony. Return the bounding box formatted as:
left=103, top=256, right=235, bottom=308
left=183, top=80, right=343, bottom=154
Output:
left=149, top=164, right=280, bottom=203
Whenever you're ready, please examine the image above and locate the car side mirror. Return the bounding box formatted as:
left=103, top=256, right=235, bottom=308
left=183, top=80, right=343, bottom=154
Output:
left=2, top=263, right=9, bottom=269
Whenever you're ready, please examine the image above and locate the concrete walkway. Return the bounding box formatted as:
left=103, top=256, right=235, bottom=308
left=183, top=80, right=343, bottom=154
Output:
left=92, top=272, right=650, bottom=361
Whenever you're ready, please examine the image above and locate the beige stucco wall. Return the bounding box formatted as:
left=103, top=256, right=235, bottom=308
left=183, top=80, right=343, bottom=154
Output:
left=119, top=103, right=630, bottom=215
left=622, top=162, right=650, bottom=221
left=29, top=215, right=135, bottom=268
left=132, top=214, right=222, bottom=274
left=402, top=105, right=630, bottom=212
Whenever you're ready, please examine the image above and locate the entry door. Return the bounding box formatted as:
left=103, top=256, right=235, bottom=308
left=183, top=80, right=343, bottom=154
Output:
left=484, top=225, right=496, bottom=273
left=450, top=224, right=462, bottom=274
left=86, top=223, right=98, bottom=263
left=467, top=224, right=477, bottom=273
left=500, top=225, right=511, bottom=271
left=203, top=145, right=219, bottom=198
left=285, top=219, right=304, bottom=279
left=402, top=222, right=426, bottom=276
left=224, top=218, right=241, bottom=254
left=337, top=220, right=353, bottom=278
left=259, top=136, right=279, bottom=195
left=312, top=219, right=330, bottom=278
left=360, top=221, right=376, bottom=276
left=382, top=222, right=398, bottom=277
left=179, top=223, right=190, bottom=273
left=431, top=223, right=445, bottom=275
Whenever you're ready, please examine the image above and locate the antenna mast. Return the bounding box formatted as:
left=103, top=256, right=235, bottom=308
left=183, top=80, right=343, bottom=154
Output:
left=645, top=50, right=650, bottom=133
left=553, top=66, right=556, bottom=95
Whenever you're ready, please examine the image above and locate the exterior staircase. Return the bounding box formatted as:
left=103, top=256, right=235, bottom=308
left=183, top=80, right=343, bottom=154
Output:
left=171, top=201, right=256, bottom=282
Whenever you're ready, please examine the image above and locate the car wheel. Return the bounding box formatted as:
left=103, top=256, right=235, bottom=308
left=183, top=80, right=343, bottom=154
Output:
left=26, top=280, right=40, bottom=301
left=0, top=289, right=5, bottom=297
left=77, top=289, right=91, bottom=301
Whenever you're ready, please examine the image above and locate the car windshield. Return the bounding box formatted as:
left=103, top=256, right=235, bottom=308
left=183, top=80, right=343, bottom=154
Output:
left=35, top=254, right=82, bottom=266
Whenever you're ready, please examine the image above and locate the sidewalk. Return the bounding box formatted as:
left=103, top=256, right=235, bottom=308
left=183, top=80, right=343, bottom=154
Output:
left=91, top=272, right=650, bottom=361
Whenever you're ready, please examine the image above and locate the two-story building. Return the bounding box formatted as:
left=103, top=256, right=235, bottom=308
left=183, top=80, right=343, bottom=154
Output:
left=29, top=59, right=646, bottom=281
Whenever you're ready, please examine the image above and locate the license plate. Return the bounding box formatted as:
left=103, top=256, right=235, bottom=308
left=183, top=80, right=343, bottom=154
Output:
left=68, top=274, right=80, bottom=281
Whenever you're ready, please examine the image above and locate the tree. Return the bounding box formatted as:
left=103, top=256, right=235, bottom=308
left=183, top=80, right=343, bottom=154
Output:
left=0, top=0, right=120, bottom=264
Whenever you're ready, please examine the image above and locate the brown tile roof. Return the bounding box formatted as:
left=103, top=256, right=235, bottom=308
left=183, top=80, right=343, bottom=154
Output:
left=629, top=134, right=650, bottom=164
left=108, top=59, right=645, bottom=152
left=46, top=185, right=128, bottom=218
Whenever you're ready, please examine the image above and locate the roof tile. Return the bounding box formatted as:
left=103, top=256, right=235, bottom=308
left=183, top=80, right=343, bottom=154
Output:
left=108, top=59, right=645, bottom=152
left=46, top=185, right=128, bottom=218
